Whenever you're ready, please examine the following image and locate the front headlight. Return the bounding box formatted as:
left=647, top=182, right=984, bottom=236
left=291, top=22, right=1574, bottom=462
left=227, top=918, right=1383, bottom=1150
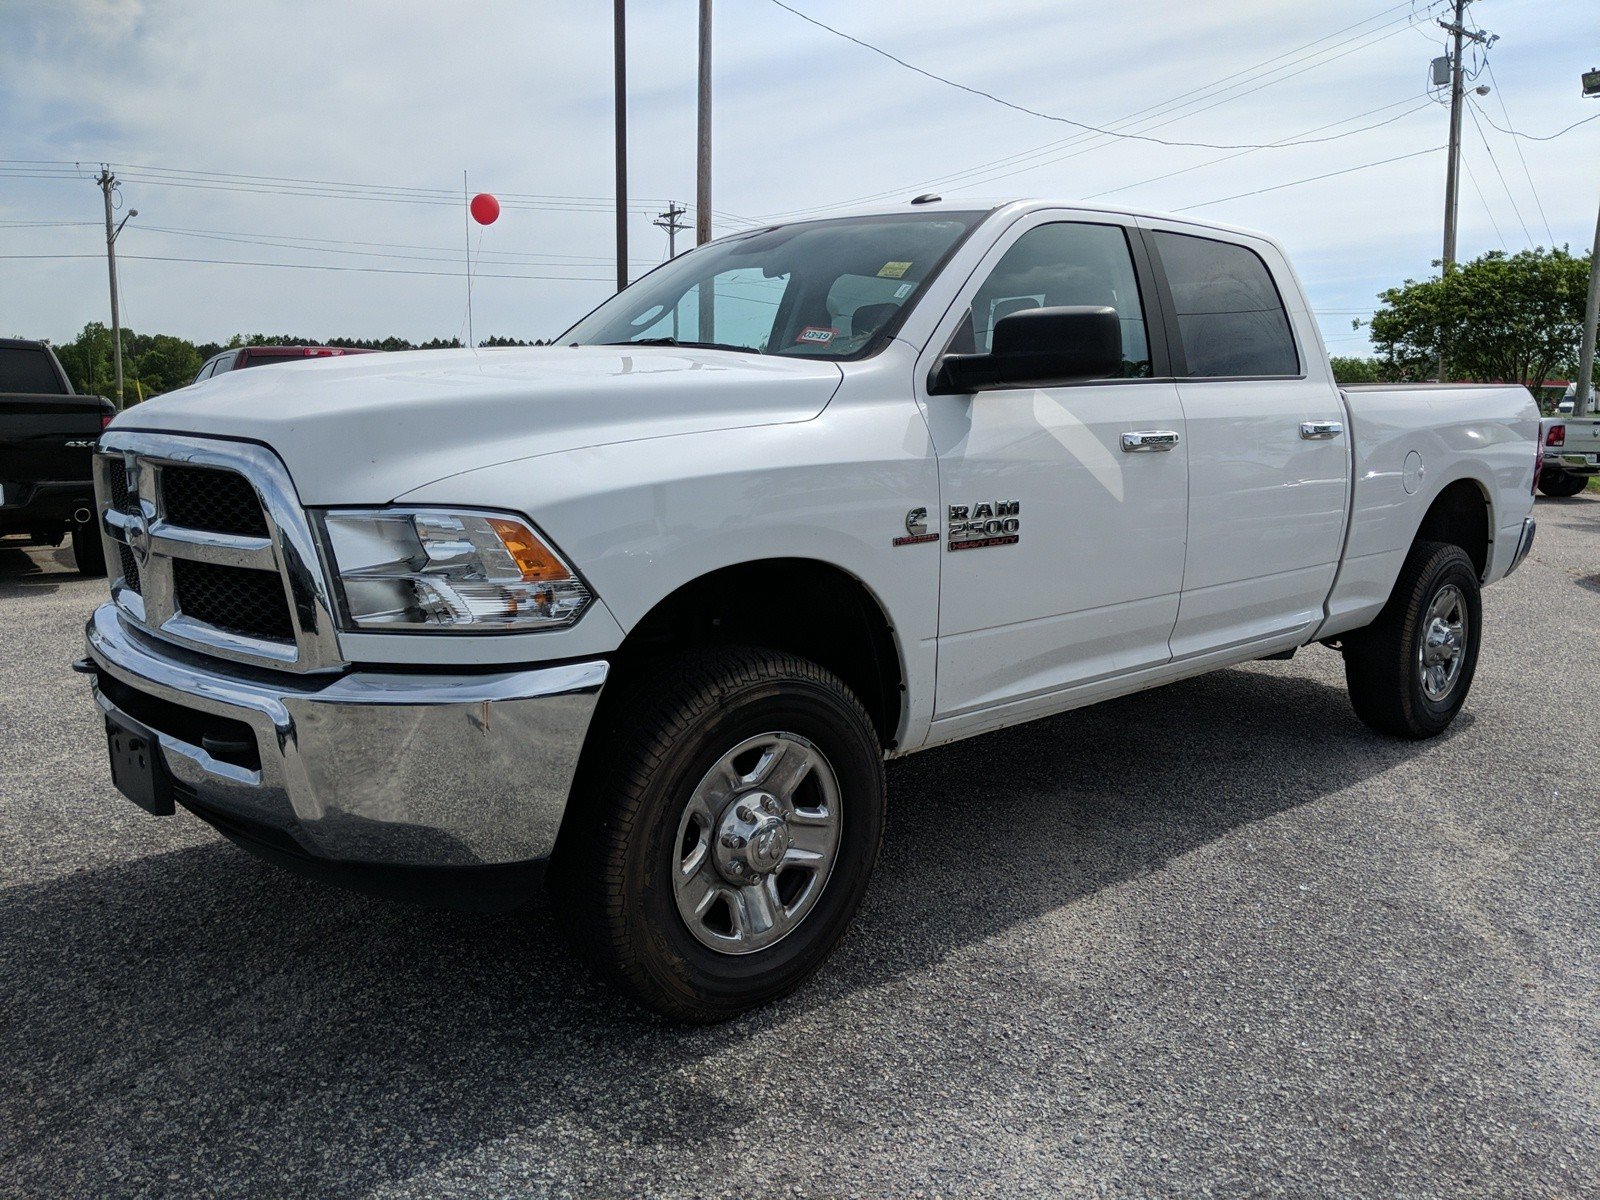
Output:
left=320, top=508, right=592, bottom=632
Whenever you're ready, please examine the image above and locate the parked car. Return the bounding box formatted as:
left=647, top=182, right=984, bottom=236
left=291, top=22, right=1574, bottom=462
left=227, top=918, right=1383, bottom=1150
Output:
left=0, top=337, right=114, bottom=574
left=79, top=200, right=1539, bottom=1020
left=192, top=344, right=374, bottom=385
left=1538, top=412, right=1599, bottom=495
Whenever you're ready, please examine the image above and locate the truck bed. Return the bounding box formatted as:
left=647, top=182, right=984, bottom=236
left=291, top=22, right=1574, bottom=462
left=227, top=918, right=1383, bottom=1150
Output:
left=1319, top=382, right=1539, bottom=638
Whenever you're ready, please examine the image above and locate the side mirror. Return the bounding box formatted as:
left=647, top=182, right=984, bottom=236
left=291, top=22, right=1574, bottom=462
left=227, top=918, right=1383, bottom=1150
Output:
left=931, top=305, right=1125, bottom=393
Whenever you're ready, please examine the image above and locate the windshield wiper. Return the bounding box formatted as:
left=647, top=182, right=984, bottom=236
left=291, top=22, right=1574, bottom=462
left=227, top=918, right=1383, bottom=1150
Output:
left=600, top=338, right=760, bottom=354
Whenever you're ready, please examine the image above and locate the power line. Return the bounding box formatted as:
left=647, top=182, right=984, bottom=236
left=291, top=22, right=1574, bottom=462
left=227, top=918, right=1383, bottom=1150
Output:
left=1463, top=101, right=1533, bottom=245
left=1462, top=156, right=1509, bottom=250
left=130, top=222, right=658, bottom=266
left=0, top=252, right=613, bottom=282
left=765, top=0, right=1442, bottom=152
left=1481, top=60, right=1556, bottom=244
left=755, top=2, right=1440, bottom=220
left=1080, top=96, right=1432, bottom=201
left=1173, top=145, right=1444, bottom=211
left=924, top=22, right=1434, bottom=197
left=1468, top=109, right=1600, bottom=141
left=0, top=162, right=757, bottom=229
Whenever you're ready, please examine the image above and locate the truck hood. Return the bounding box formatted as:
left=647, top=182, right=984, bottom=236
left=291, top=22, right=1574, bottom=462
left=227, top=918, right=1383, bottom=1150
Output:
left=112, top=345, right=844, bottom=504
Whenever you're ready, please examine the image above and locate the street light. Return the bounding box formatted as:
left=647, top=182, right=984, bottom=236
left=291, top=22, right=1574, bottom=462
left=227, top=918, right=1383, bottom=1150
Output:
left=1577, top=69, right=1599, bottom=415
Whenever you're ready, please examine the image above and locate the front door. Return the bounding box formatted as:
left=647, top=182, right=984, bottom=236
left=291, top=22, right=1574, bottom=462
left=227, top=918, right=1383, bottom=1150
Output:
left=915, top=215, right=1189, bottom=727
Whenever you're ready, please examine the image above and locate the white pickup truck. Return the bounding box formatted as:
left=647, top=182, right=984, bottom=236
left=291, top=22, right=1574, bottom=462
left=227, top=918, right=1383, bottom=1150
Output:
left=81, top=199, right=1539, bottom=1020
left=1538, top=410, right=1600, bottom=495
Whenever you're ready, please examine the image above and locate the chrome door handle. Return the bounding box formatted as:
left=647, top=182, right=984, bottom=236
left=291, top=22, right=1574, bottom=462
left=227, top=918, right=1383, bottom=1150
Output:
left=1300, top=420, right=1344, bottom=440
left=1120, top=430, right=1180, bottom=453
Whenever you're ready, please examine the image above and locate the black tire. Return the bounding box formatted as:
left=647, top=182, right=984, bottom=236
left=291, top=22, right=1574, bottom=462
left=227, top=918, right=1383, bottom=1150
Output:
left=1343, top=540, right=1481, bottom=739
left=1538, top=469, right=1589, bottom=497
left=551, top=647, right=886, bottom=1023
left=71, top=521, right=106, bottom=577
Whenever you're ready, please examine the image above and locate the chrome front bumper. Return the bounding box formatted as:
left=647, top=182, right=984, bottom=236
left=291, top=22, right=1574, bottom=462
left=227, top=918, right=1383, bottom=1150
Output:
left=83, top=603, right=607, bottom=868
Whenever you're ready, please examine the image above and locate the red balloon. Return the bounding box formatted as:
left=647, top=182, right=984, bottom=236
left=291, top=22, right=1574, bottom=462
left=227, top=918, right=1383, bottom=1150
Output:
left=470, top=193, right=500, bottom=225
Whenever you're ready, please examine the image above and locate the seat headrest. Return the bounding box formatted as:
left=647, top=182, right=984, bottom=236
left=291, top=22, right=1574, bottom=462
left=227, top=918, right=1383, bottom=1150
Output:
left=850, top=302, right=901, bottom=338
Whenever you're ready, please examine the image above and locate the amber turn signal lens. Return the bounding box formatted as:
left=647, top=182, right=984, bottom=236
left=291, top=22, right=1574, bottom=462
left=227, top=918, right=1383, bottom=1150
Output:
left=486, top=516, right=567, bottom=582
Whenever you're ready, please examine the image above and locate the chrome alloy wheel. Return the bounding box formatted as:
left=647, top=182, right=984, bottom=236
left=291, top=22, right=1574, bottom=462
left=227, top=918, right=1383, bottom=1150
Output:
left=671, top=732, right=842, bottom=955
left=1418, top=583, right=1469, bottom=702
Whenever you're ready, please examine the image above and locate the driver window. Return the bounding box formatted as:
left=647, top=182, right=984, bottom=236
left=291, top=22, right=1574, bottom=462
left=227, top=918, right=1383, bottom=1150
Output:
left=633, top=267, right=789, bottom=350
left=961, top=222, right=1151, bottom=377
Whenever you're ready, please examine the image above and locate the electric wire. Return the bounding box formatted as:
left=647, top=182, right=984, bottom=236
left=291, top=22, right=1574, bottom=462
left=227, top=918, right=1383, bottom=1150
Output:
left=1464, top=101, right=1533, bottom=246
left=1469, top=110, right=1600, bottom=142
left=1080, top=96, right=1432, bottom=201
left=1481, top=60, right=1556, bottom=244
left=1171, top=145, right=1446, bottom=214
left=1462, top=157, right=1509, bottom=251
left=0, top=253, right=613, bottom=283
left=765, top=0, right=1442, bottom=152
left=755, top=2, right=1441, bottom=220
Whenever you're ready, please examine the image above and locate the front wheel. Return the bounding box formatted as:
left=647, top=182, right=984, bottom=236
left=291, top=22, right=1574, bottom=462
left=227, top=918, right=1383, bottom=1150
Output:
left=1343, top=540, right=1481, bottom=739
left=552, top=647, right=886, bottom=1022
left=1538, top=469, right=1589, bottom=497
left=70, top=521, right=106, bottom=577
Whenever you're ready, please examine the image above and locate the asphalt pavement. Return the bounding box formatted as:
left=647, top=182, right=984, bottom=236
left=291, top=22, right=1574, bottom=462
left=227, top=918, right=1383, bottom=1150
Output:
left=2, top=494, right=1597, bottom=1198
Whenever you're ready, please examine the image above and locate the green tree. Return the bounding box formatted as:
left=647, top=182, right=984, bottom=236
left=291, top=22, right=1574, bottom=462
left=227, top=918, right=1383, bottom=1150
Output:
left=133, top=335, right=203, bottom=396
left=1329, top=355, right=1385, bottom=384
left=1369, top=247, right=1592, bottom=389
left=53, top=322, right=115, bottom=396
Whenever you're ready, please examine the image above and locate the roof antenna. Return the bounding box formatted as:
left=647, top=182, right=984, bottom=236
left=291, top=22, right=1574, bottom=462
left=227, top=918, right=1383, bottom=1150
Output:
left=910, top=193, right=941, bottom=205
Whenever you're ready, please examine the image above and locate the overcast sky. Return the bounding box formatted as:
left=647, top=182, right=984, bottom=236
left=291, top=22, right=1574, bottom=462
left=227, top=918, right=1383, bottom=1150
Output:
left=2, top=0, right=1596, bottom=357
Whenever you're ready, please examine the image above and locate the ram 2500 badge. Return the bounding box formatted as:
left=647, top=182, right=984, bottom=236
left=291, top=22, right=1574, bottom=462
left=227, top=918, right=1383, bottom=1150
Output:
left=78, top=199, right=1539, bottom=1021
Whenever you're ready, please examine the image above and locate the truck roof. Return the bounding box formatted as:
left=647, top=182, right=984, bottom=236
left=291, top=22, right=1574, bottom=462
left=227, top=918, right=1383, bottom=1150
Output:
left=761, top=197, right=1282, bottom=249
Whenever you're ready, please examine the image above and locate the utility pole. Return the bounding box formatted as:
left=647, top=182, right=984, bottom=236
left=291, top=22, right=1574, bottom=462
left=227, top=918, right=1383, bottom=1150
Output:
left=654, top=201, right=689, bottom=258
left=1439, top=0, right=1470, bottom=274
left=1575, top=67, right=1600, bottom=416
left=696, top=0, right=712, bottom=246
left=96, top=166, right=136, bottom=408
left=613, top=0, right=629, bottom=292
left=1435, top=1, right=1491, bottom=379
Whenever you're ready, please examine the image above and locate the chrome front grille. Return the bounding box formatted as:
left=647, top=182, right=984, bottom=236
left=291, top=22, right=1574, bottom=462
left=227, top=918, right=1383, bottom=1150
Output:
left=160, top=465, right=270, bottom=537
left=93, top=432, right=344, bottom=674
left=172, top=558, right=296, bottom=641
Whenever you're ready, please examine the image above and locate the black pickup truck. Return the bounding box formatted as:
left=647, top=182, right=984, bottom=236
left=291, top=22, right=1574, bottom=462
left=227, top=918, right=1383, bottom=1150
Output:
left=0, top=338, right=115, bottom=575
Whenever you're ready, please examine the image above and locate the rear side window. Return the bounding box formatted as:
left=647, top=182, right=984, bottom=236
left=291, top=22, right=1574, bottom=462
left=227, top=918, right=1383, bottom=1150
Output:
left=1153, top=231, right=1299, bottom=377
left=0, top=346, right=65, bottom=394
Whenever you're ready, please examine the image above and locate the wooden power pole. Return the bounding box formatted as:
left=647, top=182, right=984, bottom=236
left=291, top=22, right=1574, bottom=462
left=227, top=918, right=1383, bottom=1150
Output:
left=614, top=0, right=629, bottom=292
left=696, top=0, right=712, bottom=246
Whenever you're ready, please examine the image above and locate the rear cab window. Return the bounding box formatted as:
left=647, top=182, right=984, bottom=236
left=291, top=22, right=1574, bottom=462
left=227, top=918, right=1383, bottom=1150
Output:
left=1151, top=231, right=1299, bottom=378
left=0, top=346, right=67, bottom=394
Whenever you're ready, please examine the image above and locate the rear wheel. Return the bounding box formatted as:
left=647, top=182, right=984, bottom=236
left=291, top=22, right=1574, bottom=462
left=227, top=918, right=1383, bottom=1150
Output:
left=1538, top=469, right=1589, bottom=497
left=1344, top=540, right=1481, bottom=739
left=552, top=647, right=886, bottom=1022
left=70, top=521, right=106, bottom=577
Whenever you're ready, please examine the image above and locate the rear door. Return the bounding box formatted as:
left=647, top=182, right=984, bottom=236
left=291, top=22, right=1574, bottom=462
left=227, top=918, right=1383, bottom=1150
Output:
left=1139, top=221, right=1349, bottom=656
left=916, top=213, right=1189, bottom=725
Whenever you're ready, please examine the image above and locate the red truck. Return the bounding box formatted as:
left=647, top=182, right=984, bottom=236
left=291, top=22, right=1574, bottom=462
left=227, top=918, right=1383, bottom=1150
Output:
left=192, top=345, right=374, bottom=385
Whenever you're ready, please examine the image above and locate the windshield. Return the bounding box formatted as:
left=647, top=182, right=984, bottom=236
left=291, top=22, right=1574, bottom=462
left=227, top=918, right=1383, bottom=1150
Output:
left=562, top=211, right=985, bottom=360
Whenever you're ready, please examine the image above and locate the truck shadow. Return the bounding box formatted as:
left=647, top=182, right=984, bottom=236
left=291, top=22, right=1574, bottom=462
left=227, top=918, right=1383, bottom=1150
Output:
left=0, top=544, right=75, bottom=597
left=0, top=665, right=1431, bottom=1194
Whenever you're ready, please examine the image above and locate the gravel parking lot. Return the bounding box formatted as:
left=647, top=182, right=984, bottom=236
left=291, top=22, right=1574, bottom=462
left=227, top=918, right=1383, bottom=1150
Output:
left=2, top=494, right=1597, bottom=1198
